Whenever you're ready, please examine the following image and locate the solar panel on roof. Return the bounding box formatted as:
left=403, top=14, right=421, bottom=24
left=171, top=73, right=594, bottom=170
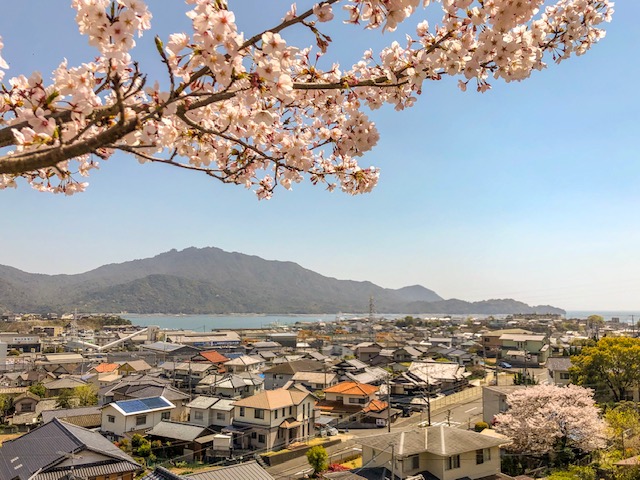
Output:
left=116, top=396, right=171, bottom=414
left=118, top=399, right=147, bottom=413
left=141, top=397, right=170, bottom=409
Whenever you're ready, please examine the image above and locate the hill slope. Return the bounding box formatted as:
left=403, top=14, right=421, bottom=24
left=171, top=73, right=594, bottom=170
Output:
left=0, top=247, right=564, bottom=315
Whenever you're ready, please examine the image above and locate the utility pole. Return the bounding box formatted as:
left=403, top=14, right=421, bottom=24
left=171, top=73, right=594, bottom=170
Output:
left=390, top=444, right=395, bottom=480
left=387, top=372, right=392, bottom=433
left=369, top=296, right=375, bottom=342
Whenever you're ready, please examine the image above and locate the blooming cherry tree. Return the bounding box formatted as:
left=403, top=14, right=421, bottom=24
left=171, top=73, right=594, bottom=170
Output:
left=493, top=384, right=607, bottom=456
left=0, top=0, right=614, bottom=197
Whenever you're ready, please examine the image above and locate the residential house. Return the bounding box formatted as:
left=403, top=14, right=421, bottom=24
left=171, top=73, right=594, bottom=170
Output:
left=480, top=329, right=533, bottom=357
left=291, top=371, right=339, bottom=391
left=42, top=376, right=87, bottom=397
left=99, top=378, right=190, bottom=421
left=101, top=395, right=175, bottom=439
left=482, top=385, right=526, bottom=424
left=263, top=360, right=325, bottom=390
left=318, top=381, right=391, bottom=426
left=332, top=358, right=368, bottom=381
left=0, top=418, right=141, bottom=480
left=160, top=361, right=220, bottom=390
left=143, top=460, right=275, bottom=480
left=117, top=359, right=153, bottom=376
left=393, top=346, right=425, bottom=363
left=224, top=355, right=265, bottom=374
left=41, top=405, right=102, bottom=429
left=147, top=420, right=214, bottom=461
left=353, top=342, right=383, bottom=363
left=191, top=349, right=229, bottom=369
left=187, top=396, right=235, bottom=429
left=358, top=427, right=511, bottom=480
left=546, top=357, right=573, bottom=386
left=345, top=367, right=390, bottom=386
left=226, top=387, right=316, bottom=451
left=195, top=373, right=264, bottom=398
left=12, top=392, right=40, bottom=415
left=499, top=333, right=549, bottom=366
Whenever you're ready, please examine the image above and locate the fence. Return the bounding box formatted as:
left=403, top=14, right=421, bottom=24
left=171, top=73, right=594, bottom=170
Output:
left=429, top=386, right=482, bottom=413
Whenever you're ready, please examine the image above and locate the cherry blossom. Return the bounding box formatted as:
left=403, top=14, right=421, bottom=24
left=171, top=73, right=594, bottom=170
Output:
left=0, top=0, right=614, bottom=196
left=493, top=384, right=607, bottom=456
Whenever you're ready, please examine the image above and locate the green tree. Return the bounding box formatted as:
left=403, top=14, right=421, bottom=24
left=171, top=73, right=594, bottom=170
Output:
left=306, top=445, right=329, bottom=477
left=0, top=394, right=14, bottom=422
left=570, top=337, right=640, bottom=402
left=56, top=389, right=75, bottom=409
left=28, top=383, right=46, bottom=398
left=73, top=384, right=98, bottom=406
left=548, top=465, right=596, bottom=480
left=605, top=402, right=640, bottom=455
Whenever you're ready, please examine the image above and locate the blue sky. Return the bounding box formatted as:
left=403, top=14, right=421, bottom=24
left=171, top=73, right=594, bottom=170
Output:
left=0, top=1, right=638, bottom=312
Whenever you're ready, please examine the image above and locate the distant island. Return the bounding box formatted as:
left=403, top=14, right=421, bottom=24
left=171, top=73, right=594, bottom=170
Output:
left=0, top=246, right=565, bottom=316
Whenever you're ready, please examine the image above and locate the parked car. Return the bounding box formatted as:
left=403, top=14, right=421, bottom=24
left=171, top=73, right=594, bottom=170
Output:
left=498, top=362, right=512, bottom=369
left=326, top=427, right=339, bottom=436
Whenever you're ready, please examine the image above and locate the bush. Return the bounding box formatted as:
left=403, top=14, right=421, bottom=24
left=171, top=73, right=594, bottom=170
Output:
left=306, top=446, right=329, bottom=477
left=475, top=421, right=489, bottom=432
left=131, top=434, right=145, bottom=448
left=136, top=443, right=151, bottom=457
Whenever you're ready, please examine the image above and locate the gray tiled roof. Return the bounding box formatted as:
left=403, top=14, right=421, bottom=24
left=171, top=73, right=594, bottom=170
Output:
left=185, top=461, right=275, bottom=480
left=358, top=426, right=508, bottom=457
left=546, top=357, right=572, bottom=371
left=0, top=418, right=139, bottom=480
left=143, top=461, right=274, bottom=480
left=147, top=421, right=211, bottom=442
left=34, top=459, right=140, bottom=480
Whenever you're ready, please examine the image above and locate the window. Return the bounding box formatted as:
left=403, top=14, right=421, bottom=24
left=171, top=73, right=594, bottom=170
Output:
left=161, top=411, right=170, bottom=420
left=275, top=409, right=278, bottom=419
left=216, top=412, right=225, bottom=421
left=349, top=397, right=365, bottom=404
left=446, top=455, right=460, bottom=470
left=194, top=411, right=204, bottom=420
left=254, top=409, right=265, bottom=419
left=476, top=448, right=491, bottom=464
left=258, top=434, right=266, bottom=444
left=289, top=406, right=292, bottom=415
left=107, top=415, right=115, bottom=423
left=560, top=372, right=571, bottom=380
left=239, top=407, right=245, bottom=417
left=484, top=338, right=490, bottom=342
left=251, top=431, right=257, bottom=439
left=410, top=455, right=419, bottom=470
left=136, top=415, right=147, bottom=426
left=282, top=408, right=285, bottom=416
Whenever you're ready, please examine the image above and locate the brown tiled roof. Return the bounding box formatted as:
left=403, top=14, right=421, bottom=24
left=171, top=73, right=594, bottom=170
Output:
left=233, top=389, right=310, bottom=410
left=316, top=401, right=362, bottom=414
left=94, top=362, right=120, bottom=373
left=198, top=351, right=230, bottom=364
left=324, top=382, right=378, bottom=396
left=364, top=400, right=387, bottom=413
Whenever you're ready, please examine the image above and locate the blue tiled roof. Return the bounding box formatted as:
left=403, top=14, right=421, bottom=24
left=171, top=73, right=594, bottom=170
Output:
left=114, top=396, right=172, bottom=414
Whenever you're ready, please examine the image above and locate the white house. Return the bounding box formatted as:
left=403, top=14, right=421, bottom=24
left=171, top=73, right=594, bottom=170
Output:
left=101, top=396, right=175, bottom=438
left=187, top=396, right=235, bottom=428
left=359, top=426, right=510, bottom=480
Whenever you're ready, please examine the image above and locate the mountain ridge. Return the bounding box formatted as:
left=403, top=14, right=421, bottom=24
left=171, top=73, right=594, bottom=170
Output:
left=0, top=247, right=565, bottom=315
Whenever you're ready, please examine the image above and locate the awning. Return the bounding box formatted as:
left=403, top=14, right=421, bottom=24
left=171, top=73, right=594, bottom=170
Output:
left=280, top=418, right=302, bottom=429
left=315, top=415, right=337, bottom=426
